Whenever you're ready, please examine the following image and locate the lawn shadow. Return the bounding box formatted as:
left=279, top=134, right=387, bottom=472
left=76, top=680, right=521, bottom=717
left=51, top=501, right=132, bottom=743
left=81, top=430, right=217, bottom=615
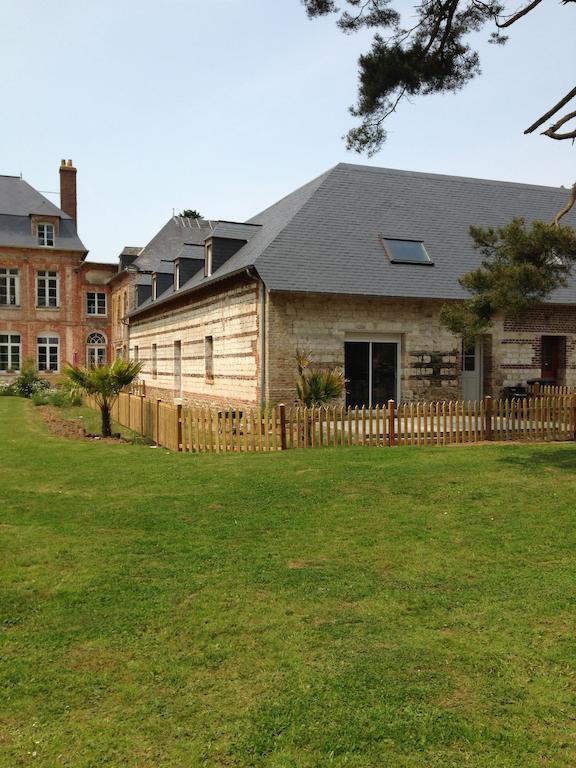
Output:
left=498, top=444, right=576, bottom=473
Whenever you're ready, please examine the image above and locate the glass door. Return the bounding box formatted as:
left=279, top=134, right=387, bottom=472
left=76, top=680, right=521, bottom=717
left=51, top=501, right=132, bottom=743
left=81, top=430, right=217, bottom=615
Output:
left=345, top=341, right=398, bottom=407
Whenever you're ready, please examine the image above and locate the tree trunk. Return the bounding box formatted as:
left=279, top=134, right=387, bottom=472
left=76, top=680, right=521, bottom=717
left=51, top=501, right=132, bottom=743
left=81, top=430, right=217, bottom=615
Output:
left=101, top=404, right=112, bottom=437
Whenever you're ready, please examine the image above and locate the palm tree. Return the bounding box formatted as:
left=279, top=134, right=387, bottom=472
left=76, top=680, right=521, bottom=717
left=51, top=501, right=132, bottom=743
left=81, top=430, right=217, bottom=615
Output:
left=295, top=349, right=346, bottom=407
left=64, top=359, right=143, bottom=437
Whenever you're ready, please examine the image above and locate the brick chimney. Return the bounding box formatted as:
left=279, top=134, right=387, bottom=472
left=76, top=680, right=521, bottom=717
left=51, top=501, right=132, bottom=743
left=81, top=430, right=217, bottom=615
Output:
left=59, top=159, right=77, bottom=222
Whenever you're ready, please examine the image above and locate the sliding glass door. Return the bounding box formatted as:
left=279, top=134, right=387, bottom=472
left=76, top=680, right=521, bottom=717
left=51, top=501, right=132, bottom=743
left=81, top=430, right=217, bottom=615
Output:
left=345, top=341, right=398, bottom=408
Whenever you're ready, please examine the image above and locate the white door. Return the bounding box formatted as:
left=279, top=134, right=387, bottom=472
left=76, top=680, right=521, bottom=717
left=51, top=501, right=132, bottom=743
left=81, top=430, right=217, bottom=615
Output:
left=462, top=340, right=483, bottom=402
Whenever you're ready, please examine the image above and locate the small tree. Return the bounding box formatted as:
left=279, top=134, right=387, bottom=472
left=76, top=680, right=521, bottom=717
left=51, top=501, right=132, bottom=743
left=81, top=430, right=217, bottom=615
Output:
left=179, top=209, right=202, bottom=219
left=440, top=218, right=576, bottom=340
left=295, top=349, right=346, bottom=406
left=63, top=359, right=143, bottom=437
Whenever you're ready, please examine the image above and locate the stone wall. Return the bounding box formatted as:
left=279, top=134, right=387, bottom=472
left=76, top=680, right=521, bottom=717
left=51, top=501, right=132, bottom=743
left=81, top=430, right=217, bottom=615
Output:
left=128, top=275, right=260, bottom=405
left=265, top=292, right=461, bottom=405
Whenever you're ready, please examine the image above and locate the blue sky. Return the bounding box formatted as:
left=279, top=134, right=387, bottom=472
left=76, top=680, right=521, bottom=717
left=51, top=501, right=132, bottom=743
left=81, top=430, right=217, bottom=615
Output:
left=2, top=0, right=573, bottom=262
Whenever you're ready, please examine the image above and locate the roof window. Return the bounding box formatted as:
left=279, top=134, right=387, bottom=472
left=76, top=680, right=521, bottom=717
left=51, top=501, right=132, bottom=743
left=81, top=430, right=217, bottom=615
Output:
left=381, top=238, right=432, bottom=265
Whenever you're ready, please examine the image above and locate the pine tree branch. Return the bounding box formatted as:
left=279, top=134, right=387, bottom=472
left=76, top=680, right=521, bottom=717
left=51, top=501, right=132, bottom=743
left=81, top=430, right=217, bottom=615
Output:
left=496, top=0, right=543, bottom=28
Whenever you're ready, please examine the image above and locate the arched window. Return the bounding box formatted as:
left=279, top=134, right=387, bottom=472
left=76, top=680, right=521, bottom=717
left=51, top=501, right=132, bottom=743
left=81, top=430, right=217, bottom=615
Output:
left=86, top=332, right=107, bottom=367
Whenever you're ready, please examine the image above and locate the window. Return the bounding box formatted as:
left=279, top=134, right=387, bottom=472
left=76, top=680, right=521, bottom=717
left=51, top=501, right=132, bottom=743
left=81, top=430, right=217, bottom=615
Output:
left=0, top=333, right=21, bottom=371
left=86, top=332, right=107, bottom=367
left=151, top=343, right=157, bottom=378
left=344, top=340, right=398, bottom=407
left=37, top=335, right=59, bottom=372
left=175, top=263, right=180, bottom=290
left=37, top=222, right=55, bottom=247
left=86, top=291, right=107, bottom=316
left=462, top=342, right=476, bottom=372
left=174, top=340, right=182, bottom=396
left=133, top=345, right=139, bottom=362
left=37, top=271, right=59, bottom=308
left=151, top=275, right=157, bottom=300
left=0, top=268, right=20, bottom=306
left=381, top=238, right=432, bottom=264
left=205, top=336, right=214, bottom=381
left=205, top=243, right=213, bottom=277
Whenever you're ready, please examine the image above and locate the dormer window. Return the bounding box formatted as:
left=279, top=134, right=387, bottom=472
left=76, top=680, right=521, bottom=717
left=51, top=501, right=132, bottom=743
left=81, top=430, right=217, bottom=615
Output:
left=381, top=238, right=432, bottom=265
left=205, top=242, right=213, bottom=277
left=37, top=222, right=55, bottom=247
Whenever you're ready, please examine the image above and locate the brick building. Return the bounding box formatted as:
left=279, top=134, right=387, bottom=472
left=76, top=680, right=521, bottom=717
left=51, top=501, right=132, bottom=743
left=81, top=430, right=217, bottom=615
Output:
left=124, top=164, right=576, bottom=407
left=0, top=160, right=115, bottom=379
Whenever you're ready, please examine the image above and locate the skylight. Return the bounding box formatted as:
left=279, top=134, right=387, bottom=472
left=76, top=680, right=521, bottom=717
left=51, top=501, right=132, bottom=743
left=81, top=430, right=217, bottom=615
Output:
left=382, top=238, right=432, bottom=265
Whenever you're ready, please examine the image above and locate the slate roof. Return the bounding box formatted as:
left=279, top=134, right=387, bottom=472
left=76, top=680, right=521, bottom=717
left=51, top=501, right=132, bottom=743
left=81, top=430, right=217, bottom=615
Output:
left=131, top=163, right=576, bottom=316
left=133, top=216, right=213, bottom=272
left=0, top=174, right=86, bottom=252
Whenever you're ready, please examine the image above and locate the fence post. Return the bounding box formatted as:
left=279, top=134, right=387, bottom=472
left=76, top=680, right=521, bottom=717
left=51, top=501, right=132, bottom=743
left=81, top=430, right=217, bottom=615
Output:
left=279, top=403, right=287, bottom=451
left=176, top=403, right=183, bottom=452
left=387, top=399, right=395, bottom=447
left=484, top=395, right=493, bottom=441
left=140, top=394, right=145, bottom=434
left=156, top=398, right=161, bottom=445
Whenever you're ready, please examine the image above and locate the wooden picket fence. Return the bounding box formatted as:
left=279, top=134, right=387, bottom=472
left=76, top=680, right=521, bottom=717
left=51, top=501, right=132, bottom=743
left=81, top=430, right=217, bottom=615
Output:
left=540, top=385, right=574, bottom=397
left=84, top=392, right=576, bottom=453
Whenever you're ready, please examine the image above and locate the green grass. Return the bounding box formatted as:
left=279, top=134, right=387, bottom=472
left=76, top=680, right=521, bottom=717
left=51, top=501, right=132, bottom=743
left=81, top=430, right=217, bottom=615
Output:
left=1, top=396, right=576, bottom=767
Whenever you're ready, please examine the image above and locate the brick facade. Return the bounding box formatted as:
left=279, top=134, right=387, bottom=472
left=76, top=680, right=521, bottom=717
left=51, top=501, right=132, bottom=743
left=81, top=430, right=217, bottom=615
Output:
left=0, top=247, right=115, bottom=379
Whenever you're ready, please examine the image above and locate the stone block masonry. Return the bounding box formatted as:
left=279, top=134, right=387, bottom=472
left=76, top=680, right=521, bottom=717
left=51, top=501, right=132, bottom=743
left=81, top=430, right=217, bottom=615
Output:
left=265, top=292, right=462, bottom=405
left=128, top=275, right=260, bottom=406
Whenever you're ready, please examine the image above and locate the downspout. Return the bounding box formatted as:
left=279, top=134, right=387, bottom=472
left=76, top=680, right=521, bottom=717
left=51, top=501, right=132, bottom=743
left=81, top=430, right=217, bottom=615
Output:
left=246, top=268, right=266, bottom=406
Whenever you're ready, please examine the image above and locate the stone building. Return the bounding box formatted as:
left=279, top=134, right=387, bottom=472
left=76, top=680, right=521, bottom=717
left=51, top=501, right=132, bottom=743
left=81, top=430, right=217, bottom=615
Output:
left=108, top=216, right=213, bottom=361
left=126, top=163, right=576, bottom=406
left=0, top=160, right=115, bottom=379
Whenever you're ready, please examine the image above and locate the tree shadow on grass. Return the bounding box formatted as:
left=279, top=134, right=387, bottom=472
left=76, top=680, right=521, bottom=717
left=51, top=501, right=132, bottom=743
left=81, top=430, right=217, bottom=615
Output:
left=498, top=444, right=576, bottom=473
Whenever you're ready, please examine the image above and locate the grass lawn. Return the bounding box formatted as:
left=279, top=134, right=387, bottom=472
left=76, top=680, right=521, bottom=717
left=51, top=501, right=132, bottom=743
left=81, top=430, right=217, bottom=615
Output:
left=1, top=396, right=576, bottom=767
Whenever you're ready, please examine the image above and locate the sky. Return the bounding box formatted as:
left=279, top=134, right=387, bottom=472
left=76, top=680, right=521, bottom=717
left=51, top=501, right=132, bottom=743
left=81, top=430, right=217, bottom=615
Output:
left=1, top=0, right=573, bottom=263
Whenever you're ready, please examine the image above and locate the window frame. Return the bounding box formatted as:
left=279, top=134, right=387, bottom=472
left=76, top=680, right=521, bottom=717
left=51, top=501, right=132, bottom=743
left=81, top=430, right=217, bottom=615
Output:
left=37, top=334, right=59, bottom=372
left=204, top=242, right=213, bottom=277
left=381, top=237, right=433, bottom=265
left=0, top=332, right=21, bottom=371
left=151, top=343, right=158, bottom=379
left=0, top=268, right=20, bottom=307
left=37, top=222, right=55, bottom=247
left=86, top=332, right=108, bottom=368
left=205, top=335, right=214, bottom=382
left=86, top=291, right=107, bottom=316
left=36, top=270, right=60, bottom=308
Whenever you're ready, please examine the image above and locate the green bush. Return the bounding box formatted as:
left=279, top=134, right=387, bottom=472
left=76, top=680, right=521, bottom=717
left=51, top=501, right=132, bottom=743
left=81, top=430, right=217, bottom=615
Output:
left=0, top=382, right=16, bottom=396
left=31, top=389, right=82, bottom=408
left=13, top=361, right=50, bottom=399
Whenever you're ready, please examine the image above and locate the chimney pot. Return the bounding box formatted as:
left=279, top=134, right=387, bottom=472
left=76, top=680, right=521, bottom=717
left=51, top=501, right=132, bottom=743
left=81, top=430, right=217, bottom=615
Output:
left=61, top=159, right=66, bottom=166
left=67, top=159, right=73, bottom=166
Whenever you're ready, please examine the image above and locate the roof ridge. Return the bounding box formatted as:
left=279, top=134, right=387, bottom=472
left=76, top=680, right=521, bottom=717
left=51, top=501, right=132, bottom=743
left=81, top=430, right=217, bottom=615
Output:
left=334, top=162, right=568, bottom=194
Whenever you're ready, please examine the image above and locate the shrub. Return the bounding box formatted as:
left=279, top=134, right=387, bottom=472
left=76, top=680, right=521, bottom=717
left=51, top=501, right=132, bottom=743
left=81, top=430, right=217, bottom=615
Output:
left=295, top=349, right=346, bottom=407
left=13, top=360, right=50, bottom=399
left=0, top=382, right=16, bottom=396
left=31, top=389, right=83, bottom=408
